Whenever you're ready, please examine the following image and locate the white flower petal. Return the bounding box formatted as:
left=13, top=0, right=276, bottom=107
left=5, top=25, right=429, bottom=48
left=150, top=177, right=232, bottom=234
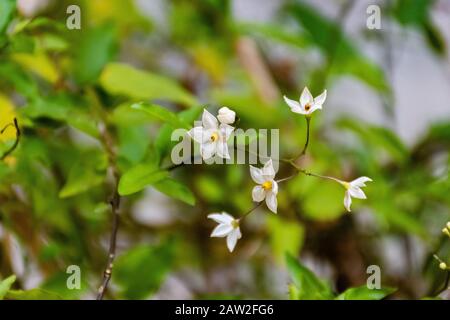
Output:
left=250, top=165, right=265, bottom=184
left=348, top=186, right=366, bottom=199
left=188, top=127, right=207, bottom=143
left=201, top=141, right=217, bottom=160
left=307, top=103, right=322, bottom=114
left=226, top=229, right=240, bottom=252
left=216, top=141, right=230, bottom=159
left=252, top=185, right=266, bottom=202
left=344, top=191, right=352, bottom=212
left=262, top=159, right=275, bottom=179
left=350, top=176, right=373, bottom=188
left=314, top=89, right=327, bottom=106
left=220, top=124, right=234, bottom=141
left=300, top=87, right=313, bottom=107
left=271, top=180, right=278, bottom=194
left=208, top=212, right=233, bottom=224
left=265, top=191, right=278, bottom=213
left=283, top=96, right=303, bottom=113
left=202, top=109, right=218, bottom=129
left=211, top=224, right=233, bottom=237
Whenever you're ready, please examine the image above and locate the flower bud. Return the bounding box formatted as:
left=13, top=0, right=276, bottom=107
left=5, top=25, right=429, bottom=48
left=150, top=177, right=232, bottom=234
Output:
left=443, top=228, right=450, bottom=237
left=447, top=221, right=450, bottom=229
left=217, top=107, right=236, bottom=124
left=439, top=262, right=447, bottom=270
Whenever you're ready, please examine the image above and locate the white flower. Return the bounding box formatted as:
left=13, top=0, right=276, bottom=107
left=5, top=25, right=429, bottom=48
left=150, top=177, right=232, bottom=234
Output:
left=283, top=87, right=327, bottom=116
left=217, top=107, right=236, bottom=125
left=188, top=109, right=234, bottom=160
left=338, top=176, right=372, bottom=212
left=250, top=159, right=278, bottom=213
left=208, top=212, right=242, bottom=252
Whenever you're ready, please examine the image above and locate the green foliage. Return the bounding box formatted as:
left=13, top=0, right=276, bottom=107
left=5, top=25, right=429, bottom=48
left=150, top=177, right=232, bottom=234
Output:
left=284, top=1, right=389, bottom=93
left=59, top=151, right=108, bottom=198
left=114, top=240, right=176, bottom=299
left=286, top=255, right=396, bottom=300
left=100, top=63, right=198, bottom=106
left=118, top=164, right=168, bottom=196
left=268, top=216, right=304, bottom=263
left=286, top=254, right=334, bottom=300
left=0, top=275, right=16, bottom=299
left=335, top=286, right=396, bottom=300
left=393, top=0, right=446, bottom=55
left=0, top=0, right=448, bottom=301
left=73, top=22, right=118, bottom=84
left=154, top=178, right=196, bottom=206
left=131, top=102, right=190, bottom=129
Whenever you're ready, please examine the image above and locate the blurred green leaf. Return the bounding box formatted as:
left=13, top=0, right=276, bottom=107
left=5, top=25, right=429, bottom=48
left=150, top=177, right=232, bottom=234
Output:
left=5, top=289, right=63, bottom=300
left=393, top=0, right=446, bottom=55
left=285, top=2, right=389, bottom=92
left=267, top=215, right=304, bottom=264
left=0, top=0, right=15, bottom=35
left=336, top=286, right=396, bottom=300
left=302, top=179, right=345, bottom=221
left=0, top=275, right=16, bottom=300
left=118, top=164, right=168, bottom=196
left=155, top=106, right=203, bottom=159
left=100, top=63, right=197, bottom=106
left=59, top=151, right=107, bottom=198
left=154, top=178, right=196, bottom=206
left=131, top=102, right=190, bottom=129
left=114, top=241, right=175, bottom=299
left=286, top=253, right=334, bottom=300
left=73, top=22, right=118, bottom=84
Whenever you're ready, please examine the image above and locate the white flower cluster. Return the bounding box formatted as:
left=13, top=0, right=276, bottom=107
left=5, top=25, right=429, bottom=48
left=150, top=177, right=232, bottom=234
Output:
left=188, top=87, right=372, bottom=252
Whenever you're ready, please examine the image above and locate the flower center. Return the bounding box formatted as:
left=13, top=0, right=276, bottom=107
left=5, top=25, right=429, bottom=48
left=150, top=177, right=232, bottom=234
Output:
left=341, top=181, right=350, bottom=189
left=231, top=219, right=240, bottom=229
left=262, top=180, right=272, bottom=191
left=210, top=132, right=219, bottom=142
left=304, top=103, right=311, bottom=111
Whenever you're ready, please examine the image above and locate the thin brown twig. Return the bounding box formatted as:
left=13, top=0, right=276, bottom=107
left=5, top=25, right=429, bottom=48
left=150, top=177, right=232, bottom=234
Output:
left=96, top=124, right=121, bottom=300
left=1, top=118, right=21, bottom=161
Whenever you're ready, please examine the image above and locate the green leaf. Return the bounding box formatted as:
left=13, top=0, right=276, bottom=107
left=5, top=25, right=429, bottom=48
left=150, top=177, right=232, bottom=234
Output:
left=73, top=22, right=118, bottom=84
left=131, top=102, right=190, bottom=129
left=393, top=0, right=446, bottom=56
left=154, top=178, right=195, bottom=206
left=267, top=216, right=304, bottom=264
left=336, top=286, right=396, bottom=300
left=286, top=253, right=334, bottom=300
left=234, top=22, right=309, bottom=49
left=0, top=0, right=15, bottom=35
left=155, top=106, right=203, bottom=159
left=59, top=151, right=107, bottom=198
left=100, top=63, right=197, bottom=106
left=114, top=241, right=175, bottom=299
left=5, top=289, right=63, bottom=300
left=0, top=275, right=16, bottom=300
left=118, top=164, right=168, bottom=196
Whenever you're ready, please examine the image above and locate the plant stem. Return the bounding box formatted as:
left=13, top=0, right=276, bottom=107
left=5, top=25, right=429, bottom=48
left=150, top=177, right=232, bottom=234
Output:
left=96, top=124, right=121, bottom=300
left=0, top=118, right=20, bottom=160
left=299, top=116, right=311, bottom=158
left=240, top=202, right=263, bottom=220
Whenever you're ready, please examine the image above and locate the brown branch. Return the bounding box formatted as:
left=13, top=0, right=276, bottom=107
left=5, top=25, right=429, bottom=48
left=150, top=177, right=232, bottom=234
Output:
left=96, top=122, right=121, bottom=300
left=1, top=118, right=21, bottom=161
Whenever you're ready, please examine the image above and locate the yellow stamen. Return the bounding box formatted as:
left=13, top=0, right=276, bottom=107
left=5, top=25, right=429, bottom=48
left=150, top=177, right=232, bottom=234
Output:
left=231, top=219, right=240, bottom=229
left=210, top=132, right=219, bottom=142
left=262, top=180, right=273, bottom=191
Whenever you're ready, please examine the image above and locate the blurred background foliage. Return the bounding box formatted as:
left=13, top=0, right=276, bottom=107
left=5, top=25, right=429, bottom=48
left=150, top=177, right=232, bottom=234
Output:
left=0, top=0, right=449, bottom=300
